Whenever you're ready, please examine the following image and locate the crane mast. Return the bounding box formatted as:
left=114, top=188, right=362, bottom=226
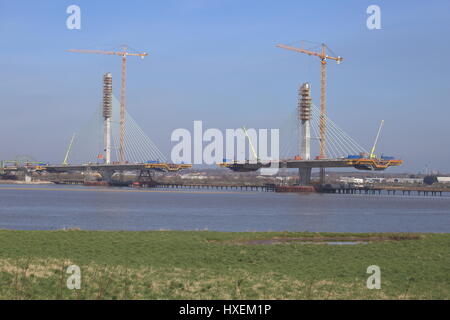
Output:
left=276, top=42, right=342, bottom=184
left=319, top=45, right=327, bottom=160
left=120, top=54, right=127, bottom=163
left=67, top=46, right=148, bottom=163
left=276, top=42, right=342, bottom=160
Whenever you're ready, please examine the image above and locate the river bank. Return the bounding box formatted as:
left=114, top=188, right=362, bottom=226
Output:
left=0, top=180, right=54, bottom=185
left=0, top=230, right=448, bottom=299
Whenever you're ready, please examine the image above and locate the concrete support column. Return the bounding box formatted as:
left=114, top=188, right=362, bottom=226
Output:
left=98, top=170, right=115, bottom=184
left=320, top=168, right=326, bottom=185
left=104, top=118, right=111, bottom=164
left=103, top=72, right=112, bottom=165
left=24, top=173, right=32, bottom=183
left=299, top=167, right=312, bottom=186
left=299, top=83, right=312, bottom=160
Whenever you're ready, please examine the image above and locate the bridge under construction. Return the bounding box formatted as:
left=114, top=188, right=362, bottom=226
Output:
left=220, top=41, right=402, bottom=186
left=1, top=41, right=402, bottom=186
left=2, top=46, right=191, bottom=184
left=220, top=81, right=402, bottom=186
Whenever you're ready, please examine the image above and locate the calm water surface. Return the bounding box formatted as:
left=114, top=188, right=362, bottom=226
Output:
left=0, top=184, right=449, bottom=232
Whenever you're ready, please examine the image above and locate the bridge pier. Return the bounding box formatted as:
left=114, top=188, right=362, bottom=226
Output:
left=137, top=170, right=156, bottom=187
left=97, top=169, right=115, bottom=184
left=24, top=173, right=32, bottom=183
left=319, top=168, right=326, bottom=185
left=298, top=167, right=312, bottom=186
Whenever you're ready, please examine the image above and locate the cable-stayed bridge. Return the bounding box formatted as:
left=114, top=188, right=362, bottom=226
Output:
left=43, top=94, right=190, bottom=183
left=1, top=60, right=401, bottom=187
left=0, top=72, right=191, bottom=184
left=66, top=96, right=167, bottom=165
left=1, top=82, right=402, bottom=186
left=220, top=82, right=402, bottom=186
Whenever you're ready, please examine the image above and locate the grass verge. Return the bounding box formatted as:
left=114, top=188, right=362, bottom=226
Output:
left=0, top=230, right=448, bottom=299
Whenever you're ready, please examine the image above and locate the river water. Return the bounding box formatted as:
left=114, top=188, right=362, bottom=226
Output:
left=0, top=184, right=449, bottom=232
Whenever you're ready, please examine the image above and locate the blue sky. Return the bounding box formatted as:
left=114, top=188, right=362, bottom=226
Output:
left=0, top=0, right=449, bottom=172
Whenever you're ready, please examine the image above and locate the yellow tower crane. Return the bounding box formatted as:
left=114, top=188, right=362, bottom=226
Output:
left=67, top=46, right=148, bottom=163
left=276, top=42, right=343, bottom=160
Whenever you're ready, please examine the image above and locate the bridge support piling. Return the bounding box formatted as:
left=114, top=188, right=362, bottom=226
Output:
left=98, top=169, right=115, bottom=184
left=319, top=168, right=326, bottom=185
left=24, top=173, right=32, bottom=183
left=298, top=167, right=312, bottom=186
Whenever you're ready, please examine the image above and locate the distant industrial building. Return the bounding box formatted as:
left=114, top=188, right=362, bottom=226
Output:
left=437, top=177, right=450, bottom=183
left=386, top=178, right=424, bottom=184
left=339, top=176, right=428, bottom=185
left=364, top=177, right=385, bottom=183
left=339, top=177, right=364, bottom=184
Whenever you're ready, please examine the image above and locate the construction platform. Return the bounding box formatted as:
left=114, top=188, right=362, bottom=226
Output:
left=44, top=163, right=192, bottom=173
left=1, top=162, right=192, bottom=180
left=219, top=157, right=403, bottom=172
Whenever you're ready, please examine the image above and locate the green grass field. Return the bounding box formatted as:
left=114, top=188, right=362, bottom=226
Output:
left=0, top=230, right=448, bottom=299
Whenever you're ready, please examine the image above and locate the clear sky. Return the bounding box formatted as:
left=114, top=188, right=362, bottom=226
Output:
left=0, top=0, right=449, bottom=172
